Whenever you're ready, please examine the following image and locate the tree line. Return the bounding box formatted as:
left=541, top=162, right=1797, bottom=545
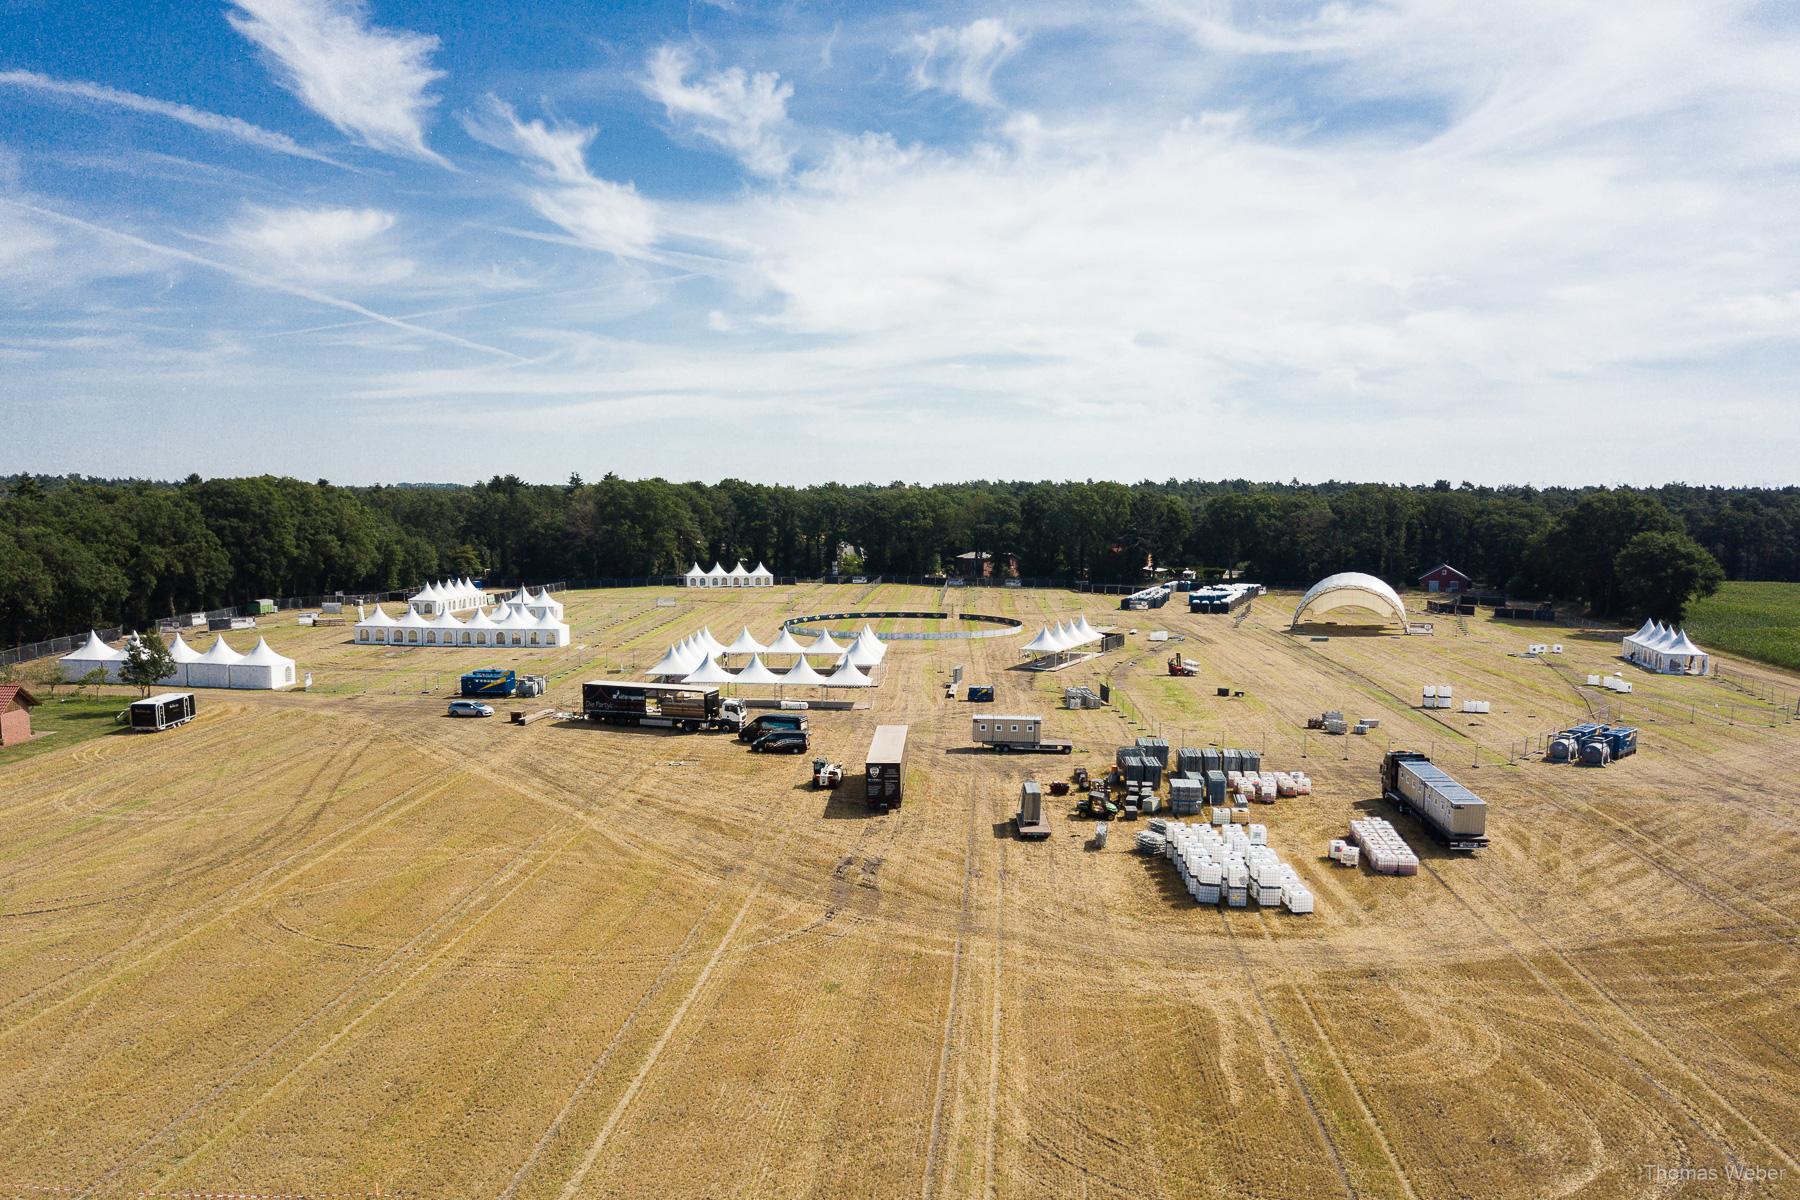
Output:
left=3, top=472, right=1783, bottom=647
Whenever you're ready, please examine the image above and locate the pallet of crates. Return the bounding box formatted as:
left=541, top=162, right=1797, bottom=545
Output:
left=1349, top=816, right=1419, bottom=875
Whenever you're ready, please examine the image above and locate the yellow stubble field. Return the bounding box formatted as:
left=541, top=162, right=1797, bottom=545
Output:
left=1, top=582, right=1797, bottom=1199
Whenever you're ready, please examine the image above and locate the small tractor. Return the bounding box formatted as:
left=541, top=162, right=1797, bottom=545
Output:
left=812, top=758, right=844, bottom=789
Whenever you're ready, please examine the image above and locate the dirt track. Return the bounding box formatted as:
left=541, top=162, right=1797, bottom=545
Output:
left=1, top=584, right=1796, bottom=1198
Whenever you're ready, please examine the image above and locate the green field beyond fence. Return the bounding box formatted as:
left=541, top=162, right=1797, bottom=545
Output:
left=1686, top=581, right=1800, bottom=673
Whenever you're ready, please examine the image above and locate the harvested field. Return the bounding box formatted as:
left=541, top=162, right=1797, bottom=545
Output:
left=2, top=584, right=1798, bottom=1198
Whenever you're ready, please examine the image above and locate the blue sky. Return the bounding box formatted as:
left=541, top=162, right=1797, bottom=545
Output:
left=2, top=0, right=1798, bottom=486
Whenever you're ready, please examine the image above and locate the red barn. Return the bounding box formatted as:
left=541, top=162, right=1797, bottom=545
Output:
left=1418, top=564, right=1472, bottom=594
left=0, top=684, right=40, bottom=747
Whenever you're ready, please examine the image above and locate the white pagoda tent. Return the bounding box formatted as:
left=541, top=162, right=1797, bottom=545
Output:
left=805, top=629, right=847, bottom=656
left=824, top=658, right=872, bottom=688
left=684, top=563, right=707, bottom=588
left=683, top=654, right=735, bottom=685
left=185, top=635, right=243, bottom=689
left=765, top=628, right=810, bottom=657
left=782, top=657, right=829, bottom=686
left=748, top=562, right=774, bottom=586
left=59, top=630, right=128, bottom=683
left=159, top=632, right=204, bottom=686
left=725, top=627, right=768, bottom=656
left=355, top=604, right=397, bottom=643
left=229, top=637, right=297, bottom=690
left=734, top=655, right=784, bottom=685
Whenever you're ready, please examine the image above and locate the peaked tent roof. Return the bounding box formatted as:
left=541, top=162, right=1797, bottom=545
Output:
left=725, top=627, right=769, bottom=655
left=805, top=629, right=847, bottom=655
left=749, top=562, right=773, bottom=578
left=239, top=637, right=295, bottom=667
left=199, top=636, right=244, bottom=664
left=765, top=628, right=810, bottom=656
left=1074, top=616, right=1100, bottom=642
left=63, top=631, right=128, bottom=663
left=682, top=654, right=736, bottom=685
left=727, top=561, right=749, bottom=579
left=361, top=605, right=397, bottom=626
left=168, top=633, right=203, bottom=663
left=464, top=606, right=498, bottom=629
left=1665, top=628, right=1706, bottom=656
left=781, top=657, right=829, bottom=685
left=686, top=562, right=706, bottom=578
left=825, top=658, right=873, bottom=687
left=733, top=655, right=785, bottom=684
left=1022, top=625, right=1066, bottom=654
left=647, top=644, right=698, bottom=676
left=696, top=627, right=728, bottom=655
left=705, top=562, right=728, bottom=579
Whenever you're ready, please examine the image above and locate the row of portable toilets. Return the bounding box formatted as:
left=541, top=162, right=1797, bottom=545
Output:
left=1547, top=722, right=1639, bottom=767
left=1136, top=819, right=1313, bottom=913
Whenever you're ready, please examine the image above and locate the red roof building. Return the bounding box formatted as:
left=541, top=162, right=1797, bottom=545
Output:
left=1418, top=564, right=1473, bottom=593
left=0, top=684, right=41, bottom=747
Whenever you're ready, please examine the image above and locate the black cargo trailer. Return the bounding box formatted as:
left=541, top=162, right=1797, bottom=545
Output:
left=865, top=725, right=909, bottom=809
left=128, top=692, right=196, bottom=732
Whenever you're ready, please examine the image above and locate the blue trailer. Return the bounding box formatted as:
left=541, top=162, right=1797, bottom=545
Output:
left=461, top=668, right=518, bottom=698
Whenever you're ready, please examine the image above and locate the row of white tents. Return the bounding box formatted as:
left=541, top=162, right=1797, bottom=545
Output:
left=356, top=595, right=570, bottom=647
left=409, top=577, right=490, bottom=615
left=1021, top=617, right=1104, bottom=658
left=683, top=562, right=775, bottom=587
left=1622, top=619, right=1710, bottom=675
left=647, top=625, right=887, bottom=687
left=60, top=630, right=298, bottom=690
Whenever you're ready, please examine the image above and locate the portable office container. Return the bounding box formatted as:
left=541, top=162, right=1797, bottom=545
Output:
left=1382, top=752, right=1488, bottom=847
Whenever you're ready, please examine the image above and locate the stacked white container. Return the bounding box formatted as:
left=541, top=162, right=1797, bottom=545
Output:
left=1349, top=817, right=1419, bottom=875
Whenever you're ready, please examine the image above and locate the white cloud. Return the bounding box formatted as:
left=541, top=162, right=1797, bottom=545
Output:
left=644, top=46, right=793, bottom=178
left=461, top=96, right=657, bottom=258
left=226, top=0, right=446, bottom=164
left=222, top=204, right=413, bottom=285
left=0, top=70, right=345, bottom=166
left=909, top=18, right=1021, bottom=107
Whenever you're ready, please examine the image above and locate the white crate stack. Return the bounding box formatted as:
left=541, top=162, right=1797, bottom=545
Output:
left=1349, top=816, right=1419, bottom=875
left=1226, top=769, right=1311, bottom=801
left=1421, top=685, right=1454, bottom=710
left=1327, top=839, right=1361, bottom=868
left=1153, top=820, right=1314, bottom=914
left=1459, top=700, right=1492, bottom=714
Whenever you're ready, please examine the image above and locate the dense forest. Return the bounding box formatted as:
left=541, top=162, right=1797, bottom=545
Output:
left=2, top=473, right=1787, bottom=647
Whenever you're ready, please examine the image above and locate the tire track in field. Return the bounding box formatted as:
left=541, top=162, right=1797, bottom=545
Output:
left=547, top=854, right=782, bottom=1200
left=1217, top=915, right=1359, bottom=1199
left=129, top=808, right=609, bottom=1198
left=1417, top=860, right=1797, bottom=1181
left=1249, top=913, right=1421, bottom=1200
left=0, top=728, right=458, bottom=1039
left=77, top=754, right=617, bottom=1196
left=983, top=792, right=1006, bottom=1200
left=500, top=785, right=874, bottom=1200
left=919, top=781, right=982, bottom=1200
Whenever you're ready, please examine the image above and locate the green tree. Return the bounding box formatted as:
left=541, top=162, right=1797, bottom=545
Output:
left=1613, top=531, right=1724, bottom=622
left=120, top=630, right=178, bottom=696
left=78, top=665, right=110, bottom=700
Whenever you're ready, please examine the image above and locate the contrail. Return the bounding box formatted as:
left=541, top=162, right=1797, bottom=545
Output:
left=0, top=69, right=349, bottom=168
left=2, top=198, right=527, bottom=362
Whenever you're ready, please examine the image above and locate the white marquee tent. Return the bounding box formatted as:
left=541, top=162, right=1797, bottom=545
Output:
left=782, top=657, right=829, bottom=686
left=1623, top=619, right=1709, bottom=674
left=765, top=628, right=810, bottom=657
left=725, top=627, right=769, bottom=656
left=734, top=656, right=785, bottom=685
left=229, top=637, right=298, bottom=690
left=187, top=635, right=243, bottom=689
left=60, top=630, right=129, bottom=683
left=355, top=597, right=570, bottom=648
left=685, top=560, right=775, bottom=587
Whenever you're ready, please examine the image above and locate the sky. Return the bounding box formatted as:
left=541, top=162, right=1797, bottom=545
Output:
left=2, top=0, right=1798, bottom=487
